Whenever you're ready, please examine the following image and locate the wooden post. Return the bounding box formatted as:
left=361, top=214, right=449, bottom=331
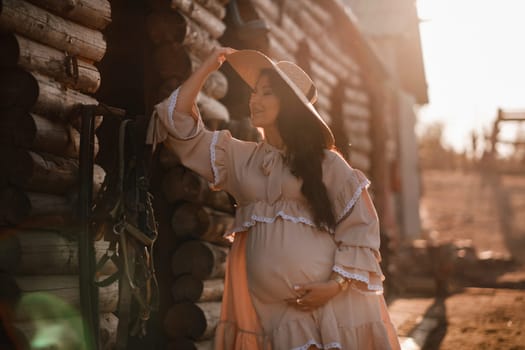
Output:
left=0, top=0, right=107, bottom=62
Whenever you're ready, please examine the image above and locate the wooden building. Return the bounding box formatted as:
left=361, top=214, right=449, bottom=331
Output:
left=344, top=0, right=428, bottom=240
left=0, top=0, right=427, bottom=348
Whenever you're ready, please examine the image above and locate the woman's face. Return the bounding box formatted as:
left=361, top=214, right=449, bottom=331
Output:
left=249, top=73, right=281, bottom=128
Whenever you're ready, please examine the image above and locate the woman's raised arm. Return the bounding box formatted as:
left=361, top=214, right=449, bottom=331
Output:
left=175, top=47, right=236, bottom=116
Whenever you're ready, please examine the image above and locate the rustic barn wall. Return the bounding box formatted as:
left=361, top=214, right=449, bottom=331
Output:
left=0, top=0, right=117, bottom=347
left=144, top=0, right=236, bottom=348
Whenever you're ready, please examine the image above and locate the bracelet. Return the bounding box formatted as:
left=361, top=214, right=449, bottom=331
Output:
left=330, top=272, right=348, bottom=291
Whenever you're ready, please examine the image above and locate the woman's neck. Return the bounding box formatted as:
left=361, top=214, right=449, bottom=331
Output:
left=263, top=125, right=285, bottom=150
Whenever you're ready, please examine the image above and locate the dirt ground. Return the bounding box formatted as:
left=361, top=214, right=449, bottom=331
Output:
left=419, top=169, right=525, bottom=350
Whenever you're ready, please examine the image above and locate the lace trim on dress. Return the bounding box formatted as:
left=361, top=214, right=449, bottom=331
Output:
left=167, top=87, right=180, bottom=128
left=350, top=282, right=383, bottom=295
left=210, top=131, right=220, bottom=186
left=229, top=211, right=318, bottom=235
left=336, top=178, right=371, bottom=223
left=333, top=265, right=383, bottom=292
left=292, top=340, right=342, bottom=350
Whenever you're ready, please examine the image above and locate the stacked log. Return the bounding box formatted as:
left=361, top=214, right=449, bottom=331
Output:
left=158, top=153, right=233, bottom=347
left=145, top=1, right=232, bottom=348
left=248, top=0, right=373, bottom=171
left=0, top=0, right=108, bottom=224
left=0, top=0, right=116, bottom=347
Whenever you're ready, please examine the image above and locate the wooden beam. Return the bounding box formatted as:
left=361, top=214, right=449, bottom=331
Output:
left=171, top=240, right=228, bottom=279
left=0, top=33, right=101, bottom=93
left=27, top=0, right=111, bottom=30
left=0, top=0, right=107, bottom=62
left=0, top=229, right=117, bottom=275
left=14, top=275, right=118, bottom=320
left=32, top=72, right=99, bottom=121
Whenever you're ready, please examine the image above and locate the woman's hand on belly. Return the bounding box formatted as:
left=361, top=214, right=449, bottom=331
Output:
left=285, top=280, right=340, bottom=311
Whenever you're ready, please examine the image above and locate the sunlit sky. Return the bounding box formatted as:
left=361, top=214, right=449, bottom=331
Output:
left=416, top=0, right=525, bottom=155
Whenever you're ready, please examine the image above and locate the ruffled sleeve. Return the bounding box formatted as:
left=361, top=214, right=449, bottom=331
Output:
left=324, top=151, right=385, bottom=293
left=146, top=87, right=243, bottom=192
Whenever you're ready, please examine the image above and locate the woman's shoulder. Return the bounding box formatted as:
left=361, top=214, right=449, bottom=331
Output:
left=323, top=149, right=370, bottom=183
left=323, top=149, right=353, bottom=170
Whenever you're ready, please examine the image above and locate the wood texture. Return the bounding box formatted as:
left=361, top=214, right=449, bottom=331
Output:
left=171, top=274, right=203, bottom=303
left=163, top=301, right=221, bottom=340
left=171, top=0, right=226, bottom=39
left=195, top=0, right=225, bottom=19
left=163, top=302, right=205, bottom=339
left=171, top=240, right=228, bottom=279
left=0, top=0, right=107, bottom=62
left=153, top=42, right=193, bottom=81
left=32, top=72, right=99, bottom=121
left=0, top=229, right=117, bottom=275
left=159, top=146, right=181, bottom=169
left=0, top=66, right=38, bottom=109
left=171, top=275, right=224, bottom=303
left=199, top=279, right=224, bottom=302
left=197, top=92, right=229, bottom=122
left=0, top=111, right=87, bottom=158
left=6, top=149, right=105, bottom=195
left=14, top=275, right=118, bottom=320
left=162, top=166, right=234, bottom=213
left=171, top=202, right=234, bottom=244
left=0, top=32, right=101, bottom=93
left=0, top=187, right=31, bottom=225
left=28, top=0, right=111, bottom=30
left=195, top=301, right=221, bottom=340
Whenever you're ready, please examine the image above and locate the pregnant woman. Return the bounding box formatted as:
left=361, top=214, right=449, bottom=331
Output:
left=147, top=47, right=400, bottom=350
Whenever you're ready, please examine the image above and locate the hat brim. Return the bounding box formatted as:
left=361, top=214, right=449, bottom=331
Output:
left=226, top=50, right=335, bottom=148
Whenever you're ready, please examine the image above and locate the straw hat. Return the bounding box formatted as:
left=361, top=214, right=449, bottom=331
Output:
left=226, top=50, right=335, bottom=148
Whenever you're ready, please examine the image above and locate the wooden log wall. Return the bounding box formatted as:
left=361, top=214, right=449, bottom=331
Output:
left=145, top=1, right=241, bottom=348
left=249, top=0, right=373, bottom=172
left=0, top=0, right=116, bottom=347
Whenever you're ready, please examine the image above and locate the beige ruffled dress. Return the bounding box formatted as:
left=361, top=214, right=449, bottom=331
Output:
left=147, top=88, right=400, bottom=350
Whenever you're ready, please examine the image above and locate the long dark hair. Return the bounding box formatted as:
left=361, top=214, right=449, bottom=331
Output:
left=262, top=69, right=336, bottom=231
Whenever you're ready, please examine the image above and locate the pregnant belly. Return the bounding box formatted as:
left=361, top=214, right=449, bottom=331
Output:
left=245, top=219, right=335, bottom=303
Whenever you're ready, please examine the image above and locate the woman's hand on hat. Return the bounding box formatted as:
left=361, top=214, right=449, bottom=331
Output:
left=203, top=47, right=237, bottom=73
left=286, top=280, right=341, bottom=311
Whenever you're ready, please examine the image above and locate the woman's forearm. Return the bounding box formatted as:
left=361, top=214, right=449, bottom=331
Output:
left=175, top=47, right=236, bottom=116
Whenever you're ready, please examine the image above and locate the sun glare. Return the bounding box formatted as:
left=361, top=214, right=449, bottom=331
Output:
left=416, top=0, right=525, bottom=155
